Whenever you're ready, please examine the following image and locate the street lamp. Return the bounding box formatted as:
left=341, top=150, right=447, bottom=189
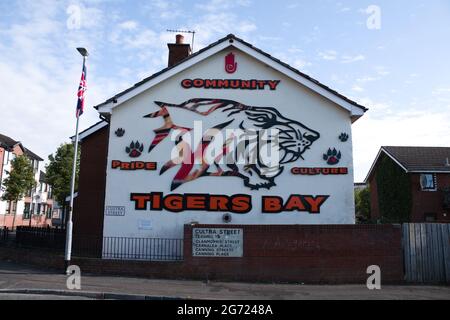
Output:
left=64, top=47, right=89, bottom=273
left=76, top=47, right=89, bottom=57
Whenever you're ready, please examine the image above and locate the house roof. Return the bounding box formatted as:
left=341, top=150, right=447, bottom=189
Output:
left=0, top=133, right=43, bottom=161
left=95, top=34, right=368, bottom=121
left=0, top=133, right=19, bottom=149
left=24, top=147, right=43, bottom=161
left=365, top=146, right=450, bottom=182
left=383, top=146, right=450, bottom=172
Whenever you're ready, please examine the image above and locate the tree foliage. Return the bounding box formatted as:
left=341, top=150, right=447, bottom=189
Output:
left=45, top=143, right=80, bottom=205
left=1, top=155, right=36, bottom=202
left=376, top=155, right=412, bottom=223
left=355, top=187, right=371, bottom=224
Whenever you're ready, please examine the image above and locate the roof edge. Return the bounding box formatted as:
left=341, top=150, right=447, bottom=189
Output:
left=364, top=147, right=408, bottom=183
left=94, top=34, right=368, bottom=116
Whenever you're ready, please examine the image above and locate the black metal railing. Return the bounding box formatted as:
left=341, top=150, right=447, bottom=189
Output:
left=12, top=227, right=183, bottom=261
left=16, top=226, right=65, bottom=249
left=102, top=237, right=184, bottom=261
left=0, top=227, right=9, bottom=243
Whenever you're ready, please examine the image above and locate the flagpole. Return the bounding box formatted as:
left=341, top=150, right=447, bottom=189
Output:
left=65, top=49, right=88, bottom=272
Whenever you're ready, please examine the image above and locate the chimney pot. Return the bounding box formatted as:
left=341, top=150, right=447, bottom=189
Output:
left=176, top=34, right=184, bottom=44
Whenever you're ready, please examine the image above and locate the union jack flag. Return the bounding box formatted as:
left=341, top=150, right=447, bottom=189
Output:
left=76, top=61, right=87, bottom=117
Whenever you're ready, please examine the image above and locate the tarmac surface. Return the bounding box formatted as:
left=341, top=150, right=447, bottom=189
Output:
left=0, top=260, right=449, bottom=300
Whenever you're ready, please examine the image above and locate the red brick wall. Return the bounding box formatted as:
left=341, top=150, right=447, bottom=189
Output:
left=0, top=224, right=404, bottom=284
left=410, top=173, right=450, bottom=222
left=73, top=125, right=109, bottom=239
left=1, top=215, right=51, bottom=228
left=183, top=224, right=403, bottom=283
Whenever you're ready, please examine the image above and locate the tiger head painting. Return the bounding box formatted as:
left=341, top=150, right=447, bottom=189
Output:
left=144, top=98, right=320, bottom=191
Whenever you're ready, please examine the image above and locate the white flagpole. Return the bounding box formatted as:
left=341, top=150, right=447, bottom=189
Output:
left=65, top=49, right=87, bottom=272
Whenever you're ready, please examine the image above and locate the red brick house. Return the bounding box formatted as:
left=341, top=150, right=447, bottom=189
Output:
left=366, top=146, right=450, bottom=223
left=0, top=133, right=54, bottom=229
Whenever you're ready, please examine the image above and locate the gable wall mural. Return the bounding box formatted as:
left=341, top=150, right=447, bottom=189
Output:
left=102, top=48, right=356, bottom=239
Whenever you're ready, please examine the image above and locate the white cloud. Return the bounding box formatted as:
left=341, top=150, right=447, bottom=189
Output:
left=351, top=85, right=364, bottom=92
left=356, top=76, right=378, bottom=83
left=341, top=54, right=365, bottom=63
left=318, top=50, right=338, bottom=61
left=119, top=20, right=138, bottom=30
left=374, top=66, right=390, bottom=76
left=293, top=58, right=312, bottom=69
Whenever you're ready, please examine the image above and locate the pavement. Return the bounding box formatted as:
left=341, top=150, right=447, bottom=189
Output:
left=0, top=260, right=449, bottom=300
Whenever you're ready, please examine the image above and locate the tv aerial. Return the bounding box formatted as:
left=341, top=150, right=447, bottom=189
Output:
left=167, top=29, right=196, bottom=52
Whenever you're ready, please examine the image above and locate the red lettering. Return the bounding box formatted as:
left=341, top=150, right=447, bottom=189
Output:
left=231, top=195, right=251, bottom=213
left=181, top=79, right=192, bottom=88
left=303, top=196, right=329, bottom=214
left=257, top=81, right=266, bottom=89
left=284, top=195, right=306, bottom=211
left=204, top=79, right=217, bottom=88
left=151, top=192, right=162, bottom=210
left=186, top=195, right=206, bottom=210
left=164, top=195, right=183, bottom=212
left=112, top=160, right=121, bottom=169
left=262, top=196, right=283, bottom=213
left=267, top=80, right=280, bottom=90
left=217, top=79, right=229, bottom=88
left=240, top=80, right=251, bottom=89
left=193, top=79, right=204, bottom=87
left=209, top=196, right=229, bottom=211
left=130, top=194, right=151, bottom=210
left=145, top=162, right=156, bottom=170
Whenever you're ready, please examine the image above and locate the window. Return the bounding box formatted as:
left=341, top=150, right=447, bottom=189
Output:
left=424, top=213, right=437, bottom=222
left=23, top=203, right=31, bottom=219
left=11, top=201, right=17, bottom=214
left=420, top=174, right=436, bottom=191
left=31, top=203, right=35, bottom=215
left=46, top=206, right=52, bottom=219
left=37, top=204, right=41, bottom=215
left=5, top=201, right=11, bottom=215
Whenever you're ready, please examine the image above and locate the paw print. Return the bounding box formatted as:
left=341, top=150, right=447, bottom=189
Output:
left=339, top=133, right=349, bottom=142
left=126, top=141, right=144, bottom=158
left=115, top=128, right=125, bottom=137
left=323, top=148, right=341, bottom=165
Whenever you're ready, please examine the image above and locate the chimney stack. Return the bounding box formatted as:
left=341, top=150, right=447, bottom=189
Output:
left=167, top=34, right=191, bottom=67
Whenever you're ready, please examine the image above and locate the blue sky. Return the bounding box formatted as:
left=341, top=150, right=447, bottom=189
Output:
left=1, top=0, right=449, bottom=181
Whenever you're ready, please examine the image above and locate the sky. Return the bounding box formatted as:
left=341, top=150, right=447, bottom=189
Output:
left=0, top=0, right=449, bottom=182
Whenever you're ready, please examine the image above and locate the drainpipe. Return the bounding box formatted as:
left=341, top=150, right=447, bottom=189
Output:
left=0, top=146, right=5, bottom=186
left=1, top=147, right=7, bottom=228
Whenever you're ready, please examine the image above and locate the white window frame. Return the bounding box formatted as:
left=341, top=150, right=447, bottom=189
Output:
left=420, top=173, right=437, bottom=191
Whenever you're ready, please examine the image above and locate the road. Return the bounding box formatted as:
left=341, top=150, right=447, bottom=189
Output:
left=0, top=260, right=449, bottom=300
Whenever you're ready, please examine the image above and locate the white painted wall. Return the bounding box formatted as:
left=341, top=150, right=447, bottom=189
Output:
left=103, top=48, right=356, bottom=240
